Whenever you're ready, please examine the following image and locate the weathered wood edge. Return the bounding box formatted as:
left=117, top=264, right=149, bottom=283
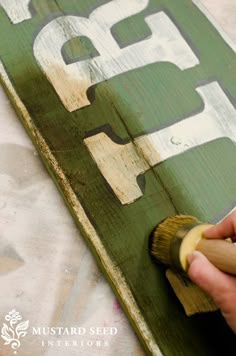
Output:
left=0, top=60, right=162, bottom=356
left=193, top=0, right=236, bottom=52
left=0, top=2, right=234, bottom=355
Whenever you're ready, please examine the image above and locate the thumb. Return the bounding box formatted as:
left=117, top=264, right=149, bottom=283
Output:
left=188, top=251, right=236, bottom=333
left=187, top=251, right=234, bottom=308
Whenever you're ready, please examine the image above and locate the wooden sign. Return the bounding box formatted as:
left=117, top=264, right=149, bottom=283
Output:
left=0, top=1, right=236, bottom=354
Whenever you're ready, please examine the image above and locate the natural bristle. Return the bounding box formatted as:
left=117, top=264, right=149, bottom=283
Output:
left=150, top=215, right=199, bottom=265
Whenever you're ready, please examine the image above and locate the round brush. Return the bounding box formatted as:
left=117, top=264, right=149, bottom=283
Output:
left=150, top=214, right=236, bottom=275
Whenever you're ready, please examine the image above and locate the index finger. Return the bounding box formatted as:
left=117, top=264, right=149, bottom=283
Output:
left=203, top=211, right=236, bottom=241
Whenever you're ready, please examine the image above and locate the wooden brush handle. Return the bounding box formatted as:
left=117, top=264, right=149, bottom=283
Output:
left=196, top=238, right=236, bottom=276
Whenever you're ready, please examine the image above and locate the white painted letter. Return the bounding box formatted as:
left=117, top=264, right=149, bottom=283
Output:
left=84, top=132, right=149, bottom=204
left=33, top=1, right=199, bottom=112
left=0, top=0, right=31, bottom=24
left=85, top=82, right=236, bottom=204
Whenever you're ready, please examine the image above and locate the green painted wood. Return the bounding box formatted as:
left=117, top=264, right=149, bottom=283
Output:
left=0, top=1, right=236, bottom=355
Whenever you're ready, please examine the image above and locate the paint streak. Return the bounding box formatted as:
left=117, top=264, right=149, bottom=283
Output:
left=0, top=0, right=31, bottom=24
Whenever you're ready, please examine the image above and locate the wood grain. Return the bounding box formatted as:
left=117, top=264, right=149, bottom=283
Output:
left=197, top=239, right=236, bottom=275
left=0, top=1, right=236, bottom=355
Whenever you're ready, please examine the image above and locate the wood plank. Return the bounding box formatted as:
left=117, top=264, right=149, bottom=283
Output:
left=0, top=1, right=236, bottom=354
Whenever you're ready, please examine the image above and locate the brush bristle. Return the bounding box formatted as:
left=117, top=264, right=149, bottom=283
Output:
left=150, top=215, right=199, bottom=265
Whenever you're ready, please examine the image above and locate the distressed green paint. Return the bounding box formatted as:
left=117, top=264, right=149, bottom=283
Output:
left=0, top=1, right=236, bottom=355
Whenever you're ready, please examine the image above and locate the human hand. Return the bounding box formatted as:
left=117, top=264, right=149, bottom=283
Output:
left=187, top=211, right=236, bottom=332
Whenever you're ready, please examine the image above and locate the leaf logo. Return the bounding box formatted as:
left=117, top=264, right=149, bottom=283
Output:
left=1, top=309, right=29, bottom=354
